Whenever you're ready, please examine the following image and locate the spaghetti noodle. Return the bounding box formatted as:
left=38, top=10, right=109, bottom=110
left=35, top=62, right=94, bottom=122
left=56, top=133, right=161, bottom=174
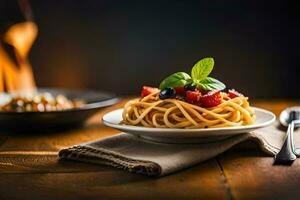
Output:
left=122, top=91, right=256, bottom=129
left=122, top=57, right=256, bottom=129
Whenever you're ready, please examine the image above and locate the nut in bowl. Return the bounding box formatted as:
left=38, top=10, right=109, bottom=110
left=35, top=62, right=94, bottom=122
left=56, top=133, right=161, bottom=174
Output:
left=0, top=88, right=119, bottom=133
left=0, top=92, right=85, bottom=112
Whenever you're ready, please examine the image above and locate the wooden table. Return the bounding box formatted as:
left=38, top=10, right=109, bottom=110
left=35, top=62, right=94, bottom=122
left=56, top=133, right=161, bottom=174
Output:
left=1, top=99, right=300, bottom=200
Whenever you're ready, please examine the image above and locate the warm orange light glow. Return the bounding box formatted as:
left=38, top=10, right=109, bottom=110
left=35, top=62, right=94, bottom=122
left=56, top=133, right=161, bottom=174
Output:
left=0, top=21, right=37, bottom=92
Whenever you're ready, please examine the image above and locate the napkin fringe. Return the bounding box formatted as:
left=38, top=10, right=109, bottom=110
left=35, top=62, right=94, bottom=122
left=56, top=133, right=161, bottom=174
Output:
left=59, top=146, right=161, bottom=176
left=248, top=133, right=278, bottom=155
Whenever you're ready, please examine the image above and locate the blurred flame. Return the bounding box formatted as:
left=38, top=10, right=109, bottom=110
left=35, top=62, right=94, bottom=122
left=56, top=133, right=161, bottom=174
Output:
left=0, top=21, right=37, bottom=92
left=4, top=22, right=37, bottom=59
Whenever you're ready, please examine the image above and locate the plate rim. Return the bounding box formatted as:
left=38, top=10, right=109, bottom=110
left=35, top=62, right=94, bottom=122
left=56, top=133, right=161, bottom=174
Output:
left=102, top=107, right=276, bottom=133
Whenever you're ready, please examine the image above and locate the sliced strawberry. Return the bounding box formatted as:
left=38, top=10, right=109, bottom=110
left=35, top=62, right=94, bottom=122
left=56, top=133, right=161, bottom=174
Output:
left=175, top=86, right=186, bottom=96
left=199, top=89, right=209, bottom=95
left=141, top=86, right=160, bottom=98
left=186, top=91, right=201, bottom=104
left=199, top=90, right=222, bottom=107
left=228, top=89, right=243, bottom=99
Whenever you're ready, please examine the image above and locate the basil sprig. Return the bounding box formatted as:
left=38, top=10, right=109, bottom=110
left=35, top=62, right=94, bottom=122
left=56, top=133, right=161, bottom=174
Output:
left=159, top=57, right=225, bottom=91
left=159, top=72, right=191, bottom=90
left=197, top=77, right=225, bottom=90
left=191, top=57, right=214, bottom=80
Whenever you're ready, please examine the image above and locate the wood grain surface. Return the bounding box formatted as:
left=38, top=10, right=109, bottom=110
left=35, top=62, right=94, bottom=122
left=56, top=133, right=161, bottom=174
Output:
left=0, top=98, right=300, bottom=200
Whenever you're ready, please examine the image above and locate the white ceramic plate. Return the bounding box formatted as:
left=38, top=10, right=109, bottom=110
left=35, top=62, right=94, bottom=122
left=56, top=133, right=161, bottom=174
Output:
left=102, top=107, right=276, bottom=143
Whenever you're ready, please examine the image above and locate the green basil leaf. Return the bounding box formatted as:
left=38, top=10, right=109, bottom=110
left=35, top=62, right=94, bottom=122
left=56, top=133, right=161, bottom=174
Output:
left=197, top=77, right=226, bottom=91
left=191, top=57, right=214, bottom=81
left=159, top=72, right=192, bottom=89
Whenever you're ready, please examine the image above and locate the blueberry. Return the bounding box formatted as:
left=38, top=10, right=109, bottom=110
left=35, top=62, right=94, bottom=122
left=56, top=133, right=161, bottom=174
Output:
left=159, top=87, right=176, bottom=99
left=184, top=83, right=196, bottom=91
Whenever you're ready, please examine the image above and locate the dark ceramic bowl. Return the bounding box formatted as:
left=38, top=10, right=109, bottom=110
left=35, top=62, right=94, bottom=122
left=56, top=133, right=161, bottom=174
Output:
left=0, top=88, right=119, bottom=133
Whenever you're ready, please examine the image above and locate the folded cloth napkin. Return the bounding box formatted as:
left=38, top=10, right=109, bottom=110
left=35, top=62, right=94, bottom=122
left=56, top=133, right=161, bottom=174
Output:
left=59, top=122, right=300, bottom=176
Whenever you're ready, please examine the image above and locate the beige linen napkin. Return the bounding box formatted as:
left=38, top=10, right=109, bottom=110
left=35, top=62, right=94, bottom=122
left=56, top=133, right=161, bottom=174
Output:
left=59, top=122, right=300, bottom=176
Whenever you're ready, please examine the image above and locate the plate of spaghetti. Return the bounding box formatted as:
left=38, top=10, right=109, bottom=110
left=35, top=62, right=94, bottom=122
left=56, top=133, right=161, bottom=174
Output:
left=103, top=57, right=275, bottom=143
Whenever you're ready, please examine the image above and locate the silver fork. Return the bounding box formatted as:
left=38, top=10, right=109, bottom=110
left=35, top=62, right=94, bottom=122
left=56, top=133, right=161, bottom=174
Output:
left=274, top=108, right=300, bottom=164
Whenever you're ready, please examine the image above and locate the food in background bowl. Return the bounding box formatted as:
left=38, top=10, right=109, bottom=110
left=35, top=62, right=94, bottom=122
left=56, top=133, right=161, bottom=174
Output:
left=122, top=57, right=256, bottom=129
left=0, top=92, right=85, bottom=112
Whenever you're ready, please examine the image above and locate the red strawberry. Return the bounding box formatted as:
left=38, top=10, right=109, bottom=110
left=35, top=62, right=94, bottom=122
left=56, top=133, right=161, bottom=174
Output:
left=199, top=89, right=209, bottom=95
left=199, top=90, right=222, bottom=107
left=175, top=86, right=186, bottom=96
left=228, top=89, right=243, bottom=99
left=186, top=91, right=201, bottom=104
left=141, top=86, right=160, bottom=98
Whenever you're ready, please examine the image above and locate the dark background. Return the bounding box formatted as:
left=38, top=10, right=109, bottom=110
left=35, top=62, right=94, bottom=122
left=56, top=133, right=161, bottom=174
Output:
left=1, top=0, right=299, bottom=98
